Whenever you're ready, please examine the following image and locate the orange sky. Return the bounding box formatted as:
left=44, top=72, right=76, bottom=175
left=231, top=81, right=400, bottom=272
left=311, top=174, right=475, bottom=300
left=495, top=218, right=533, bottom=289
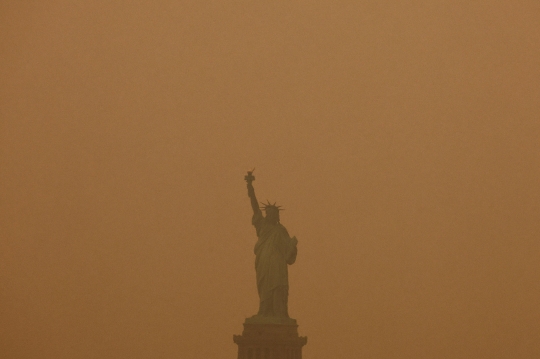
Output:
left=1, top=2, right=539, bottom=358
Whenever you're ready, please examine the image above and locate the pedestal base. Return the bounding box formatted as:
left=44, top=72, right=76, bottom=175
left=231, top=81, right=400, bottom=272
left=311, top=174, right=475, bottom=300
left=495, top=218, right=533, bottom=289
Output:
left=233, top=319, right=307, bottom=359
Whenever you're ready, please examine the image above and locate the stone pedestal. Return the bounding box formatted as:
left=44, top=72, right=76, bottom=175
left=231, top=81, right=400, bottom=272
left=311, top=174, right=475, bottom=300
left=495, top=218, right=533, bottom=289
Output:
left=233, top=319, right=307, bottom=359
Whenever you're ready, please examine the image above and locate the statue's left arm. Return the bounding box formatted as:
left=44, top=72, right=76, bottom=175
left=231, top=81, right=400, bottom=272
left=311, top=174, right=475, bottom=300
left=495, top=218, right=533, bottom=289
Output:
left=281, top=225, right=298, bottom=264
left=286, top=236, right=298, bottom=264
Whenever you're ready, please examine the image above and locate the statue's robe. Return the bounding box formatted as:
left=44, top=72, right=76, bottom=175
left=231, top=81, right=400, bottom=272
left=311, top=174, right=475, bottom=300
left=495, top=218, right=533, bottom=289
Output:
left=252, top=211, right=298, bottom=316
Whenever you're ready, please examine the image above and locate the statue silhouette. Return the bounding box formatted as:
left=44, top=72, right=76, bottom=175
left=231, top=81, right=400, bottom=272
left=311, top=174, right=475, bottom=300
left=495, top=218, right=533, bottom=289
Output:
left=245, top=170, right=298, bottom=323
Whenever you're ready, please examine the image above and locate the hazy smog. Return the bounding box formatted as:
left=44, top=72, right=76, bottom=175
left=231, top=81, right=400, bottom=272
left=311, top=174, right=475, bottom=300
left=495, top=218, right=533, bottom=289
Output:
left=1, top=2, right=539, bottom=358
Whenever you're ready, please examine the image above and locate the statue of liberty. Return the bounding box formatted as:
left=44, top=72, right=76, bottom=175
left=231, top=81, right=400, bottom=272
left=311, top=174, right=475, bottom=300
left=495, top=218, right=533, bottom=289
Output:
left=244, top=170, right=298, bottom=324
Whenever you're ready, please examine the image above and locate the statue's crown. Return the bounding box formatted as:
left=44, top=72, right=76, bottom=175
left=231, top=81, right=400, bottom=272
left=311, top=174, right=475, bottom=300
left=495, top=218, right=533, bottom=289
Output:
left=260, top=200, right=283, bottom=212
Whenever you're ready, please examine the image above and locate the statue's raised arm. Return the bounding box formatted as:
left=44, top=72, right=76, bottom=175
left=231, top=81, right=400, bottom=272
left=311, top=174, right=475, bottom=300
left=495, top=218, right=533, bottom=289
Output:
left=245, top=169, right=260, bottom=215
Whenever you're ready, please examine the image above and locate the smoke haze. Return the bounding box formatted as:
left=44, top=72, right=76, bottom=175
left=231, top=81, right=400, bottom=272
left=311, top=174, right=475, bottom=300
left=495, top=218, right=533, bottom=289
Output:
left=1, top=2, right=539, bottom=358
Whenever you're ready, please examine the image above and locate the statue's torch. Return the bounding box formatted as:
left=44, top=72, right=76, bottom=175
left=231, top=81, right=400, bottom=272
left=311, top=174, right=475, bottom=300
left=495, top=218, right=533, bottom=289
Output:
left=244, top=168, right=255, bottom=184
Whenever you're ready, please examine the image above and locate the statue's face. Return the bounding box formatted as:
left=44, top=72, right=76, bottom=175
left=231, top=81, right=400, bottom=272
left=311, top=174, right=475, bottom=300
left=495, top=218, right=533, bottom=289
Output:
left=265, top=208, right=280, bottom=224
